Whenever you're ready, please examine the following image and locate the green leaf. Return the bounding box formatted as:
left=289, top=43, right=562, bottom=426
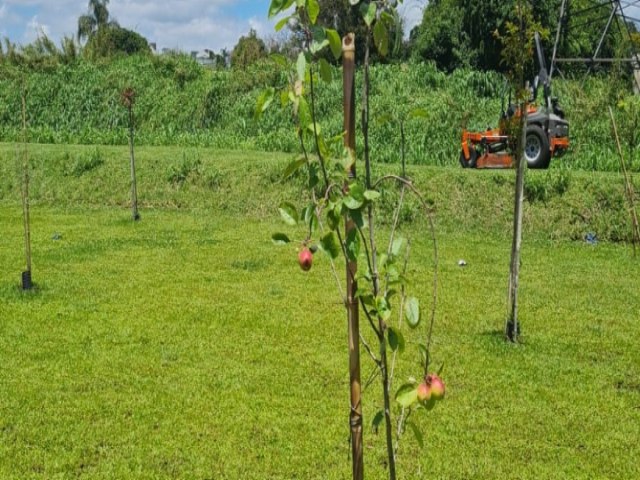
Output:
left=373, top=20, right=388, bottom=57
left=391, top=237, right=406, bottom=256
left=269, top=0, right=295, bottom=18
left=296, top=51, right=306, bottom=82
left=364, top=189, right=380, bottom=201
left=325, top=29, right=342, bottom=60
left=327, top=205, right=341, bottom=231
left=275, top=16, right=290, bottom=32
left=319, top=58, right=332, bottom=83
left=344, top=183, right=365, bottom=210
left=360, top=2, right=377, bottom=27
left=254, top=87, right=275, bottom=120
left=350, top=208, right=365, bottom=229
left=298, top=96, right=312, bottom=130
left=404, top=297, right=420, bottom=328
left=307, top=162, right=319, bottom=189
left=307, top=0, right=320, bottom=24
left=346, top=228, right=360, bottom=262
left=395, top=383, right=418, bottom=408
left=282, top=157, right=306, bottom=180
left=418, top=344, right=429, bottom=368
left=303, top=204, right=318, bottom=231
left=407, top=422, right=424, bottom=448
left=278, top=202, right=299, bottom=226
left=388, top=326, right=405, bottom=353
left=317, top=133, right=331, bottom=159
left=320, top=232, right=341, bottom=259
left=371, top=410, right=384, bottom=434
left=272, top=233, right=291, bottom=245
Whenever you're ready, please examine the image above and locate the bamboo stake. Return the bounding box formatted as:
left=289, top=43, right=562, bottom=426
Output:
left=609, top=106, right=640, bottom=256
left=343, top=33, right=364, bottom=480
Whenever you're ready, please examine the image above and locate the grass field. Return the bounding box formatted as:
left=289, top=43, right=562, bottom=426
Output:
left=1, top=144, right=639, bottom=478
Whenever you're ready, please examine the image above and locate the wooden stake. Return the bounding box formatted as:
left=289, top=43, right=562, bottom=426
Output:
left=609, top=106, right=640, bottom=256
left=343, top=33, right=364, bottom=480
left=128, top=103, right=140, bottom=221
left=20, top=80, right=33, bottom=290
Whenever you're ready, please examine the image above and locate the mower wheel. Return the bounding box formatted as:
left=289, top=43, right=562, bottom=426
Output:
left=459, top=148, right=478, bottom=168
left=525, top=125, right=550, bottom=169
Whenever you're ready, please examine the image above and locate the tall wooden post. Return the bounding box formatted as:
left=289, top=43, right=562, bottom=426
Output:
left=20, top=82, right=33, bottom=290
left=343, top=33, right=363, bottom=480
left=123, top=88, right=140, bottom=221
left=129, top=105, right=140, bottom=221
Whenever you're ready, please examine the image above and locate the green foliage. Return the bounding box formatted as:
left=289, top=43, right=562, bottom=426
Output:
left=0, top=53, right=637, bottom=172
left=231, top=29, right=268, bottom=69
left=84, top=26, right=150, bottom=59
left=412, top=0, right=631, bottom=73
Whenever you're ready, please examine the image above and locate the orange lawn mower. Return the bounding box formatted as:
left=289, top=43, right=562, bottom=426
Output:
left=460, top=32, right=570, bottom=170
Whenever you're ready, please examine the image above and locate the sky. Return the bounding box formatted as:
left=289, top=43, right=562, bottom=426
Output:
left=0, top=0, right=428, bottom=53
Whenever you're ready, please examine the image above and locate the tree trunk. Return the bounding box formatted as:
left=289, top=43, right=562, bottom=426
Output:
left=506, top=104, right=528, bottom=341
left=343, top=33, right=364, bottom=480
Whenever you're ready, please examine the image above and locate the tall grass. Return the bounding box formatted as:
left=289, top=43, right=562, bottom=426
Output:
left=0, top=54, right=637, bottom=171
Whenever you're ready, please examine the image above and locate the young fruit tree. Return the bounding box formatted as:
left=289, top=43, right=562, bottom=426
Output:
left=121, top=87, right=140, bottom=221
left=260, top=1, right=444, bottom=478
left=498, top=2, right=547, bottom=342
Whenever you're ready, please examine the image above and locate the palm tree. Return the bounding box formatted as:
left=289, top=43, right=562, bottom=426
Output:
left=77, top=0, right=118, bottom=43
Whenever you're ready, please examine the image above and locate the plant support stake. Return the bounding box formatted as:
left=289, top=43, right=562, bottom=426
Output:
left=20, top=82, right=33, bottom=290
left=343, top=33, right=364, bottom=480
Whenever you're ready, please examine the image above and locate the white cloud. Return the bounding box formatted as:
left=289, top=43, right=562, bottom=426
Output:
left=399, top=0, right=426, bottom=37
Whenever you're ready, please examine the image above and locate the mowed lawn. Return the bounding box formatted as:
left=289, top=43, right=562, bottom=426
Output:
left=1, top=202, right=638, bottom=479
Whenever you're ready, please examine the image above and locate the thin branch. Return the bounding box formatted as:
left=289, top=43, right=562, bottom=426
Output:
left=360, top=333, right=381, bottom=365
left=373, top=174, right=439, bottom=372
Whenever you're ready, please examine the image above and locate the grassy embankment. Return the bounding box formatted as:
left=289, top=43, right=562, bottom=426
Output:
left=0, top=144, right=638, bottom=478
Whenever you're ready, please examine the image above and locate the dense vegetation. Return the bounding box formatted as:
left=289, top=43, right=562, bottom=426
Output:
left=0, top=54, right=638, bottom=172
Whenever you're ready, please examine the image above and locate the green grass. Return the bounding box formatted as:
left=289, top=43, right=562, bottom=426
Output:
left=0, top=143, right=639, bottom=478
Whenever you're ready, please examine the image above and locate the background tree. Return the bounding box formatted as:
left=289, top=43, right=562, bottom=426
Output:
left=231, top=29, right=268, bottom=68
left=78, top=0, right=119, bottom=44
left=84, top=26, right=150, bottom=58
left=412, top=0, right=628, bottom=72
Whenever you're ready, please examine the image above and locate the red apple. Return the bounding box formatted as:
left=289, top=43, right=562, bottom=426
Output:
left=298, top=247, right=313, bottom=271
left=417, top=381, right=431, bottom=403
left=427, top=374, right=445, bottom=400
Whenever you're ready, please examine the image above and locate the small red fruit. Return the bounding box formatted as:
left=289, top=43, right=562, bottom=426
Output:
left=298, top=247, right=313, bottom=271
left=426, top=374, right=445, bottom=400
left=417, top=381, right=431, bottom=403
